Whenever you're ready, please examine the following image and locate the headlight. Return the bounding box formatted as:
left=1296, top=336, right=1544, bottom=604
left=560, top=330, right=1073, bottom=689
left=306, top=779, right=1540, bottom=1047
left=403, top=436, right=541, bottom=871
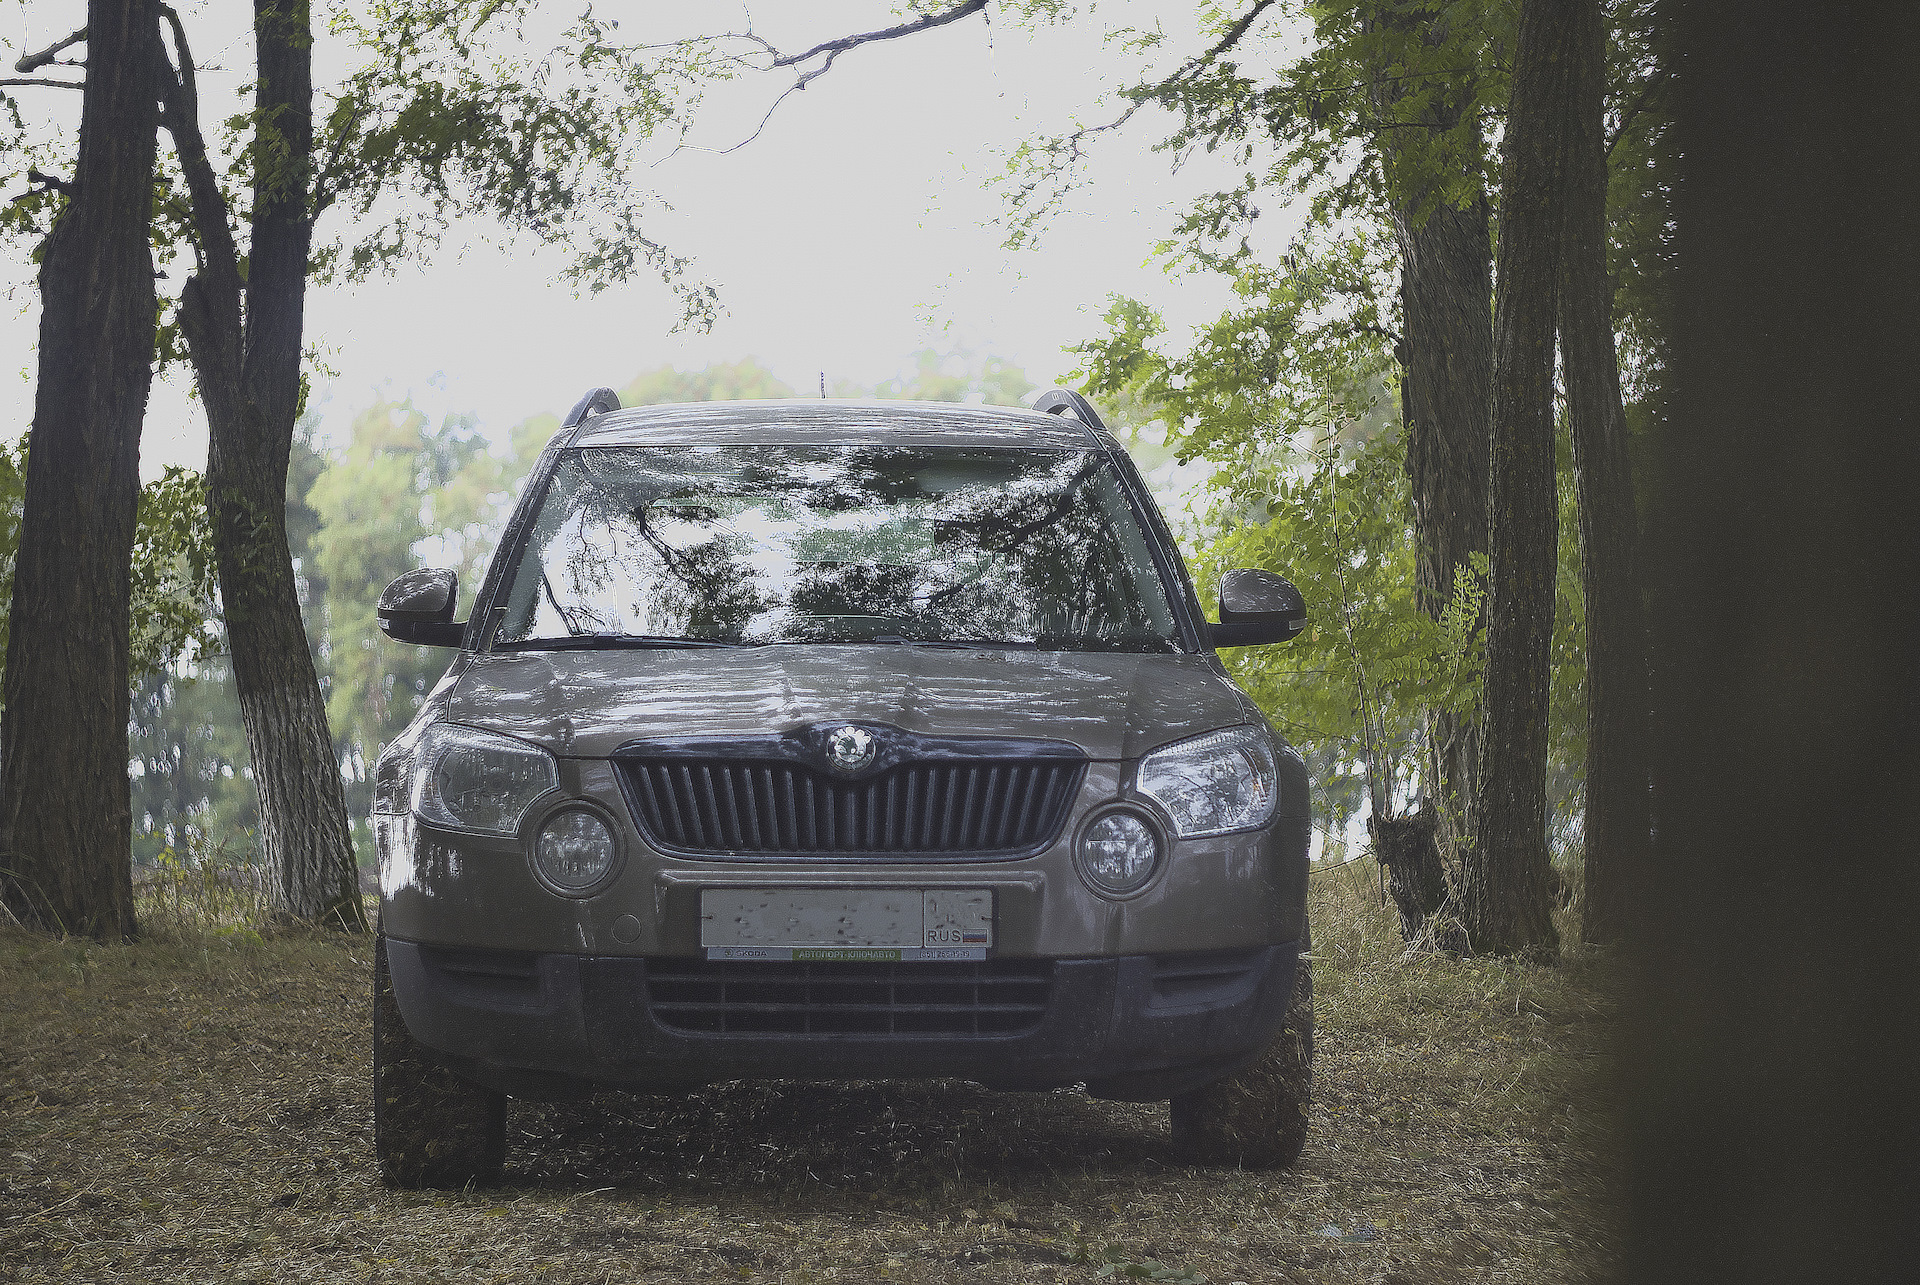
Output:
left=1134, top=725, right=1278, bottom=838
left=533, top=808, right=619, bottom=895
left=409, top=723, right=558, bottom=835
left=372, top=718, right=430, bottom=815
left=1076, top=807, right=1162, bottom=896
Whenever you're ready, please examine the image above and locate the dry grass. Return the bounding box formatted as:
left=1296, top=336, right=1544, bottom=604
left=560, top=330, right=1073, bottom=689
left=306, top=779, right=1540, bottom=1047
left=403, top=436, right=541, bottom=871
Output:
left=1, top=865, right=1618, bottom=1284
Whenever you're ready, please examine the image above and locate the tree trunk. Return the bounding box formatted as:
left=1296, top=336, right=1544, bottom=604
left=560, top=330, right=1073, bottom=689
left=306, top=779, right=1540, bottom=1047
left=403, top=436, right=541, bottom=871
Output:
left=1623, top=4, right=1920, bottom=1276
left=1366, top=11, right=1495, bottom=940
left=1461, top=0, right=1576, bottom=961
left=164, top=0, right=365, bottom=930
left=1394, top=200, right=1494, bottom=852
left=0, top=1, right=160, bottom=940
left=1370, top=806, right=1451, bottom=946
left=1558, top=0, right=1648, bottom=945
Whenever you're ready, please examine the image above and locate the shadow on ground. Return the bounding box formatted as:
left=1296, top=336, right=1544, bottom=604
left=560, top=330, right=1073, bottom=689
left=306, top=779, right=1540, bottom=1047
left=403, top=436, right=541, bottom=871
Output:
left=510, top=1079, right=1167, bottom=1197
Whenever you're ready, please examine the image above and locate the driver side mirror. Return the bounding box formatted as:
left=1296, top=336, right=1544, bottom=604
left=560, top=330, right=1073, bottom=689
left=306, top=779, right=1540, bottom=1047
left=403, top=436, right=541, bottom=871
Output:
left=1209, top=569, right=1306, bottom=647
left=378, top=568, right=465, bottom=648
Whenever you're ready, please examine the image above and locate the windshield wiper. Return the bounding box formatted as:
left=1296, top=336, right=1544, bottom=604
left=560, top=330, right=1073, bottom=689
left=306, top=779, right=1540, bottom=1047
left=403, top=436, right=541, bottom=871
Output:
left=497, top=634, right=739, bottom=651
left=853, top=636, right=1039, bottom=649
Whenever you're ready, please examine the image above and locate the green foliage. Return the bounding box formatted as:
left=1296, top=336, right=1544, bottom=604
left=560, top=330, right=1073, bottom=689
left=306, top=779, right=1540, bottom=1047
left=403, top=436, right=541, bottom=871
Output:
left=126, top=421, right=335, bottom=869
left=0, top=439, right=219, bottom=690
left=1208, top=428, right=1484, bottom=774
left=1032, top=2, right=1662, bottom=865
left=129, top=466, right=221, bottom=680
left=1600, top=0, right=1673, bottom=401
left=998, top=0, right=1512, bottom=251
left=316, top=0, right=726, bottom=326
left=1548, top=420, right=1588, bottom=864
left=130, top=658, right=257, bottom=866
left=1075, top=256, right=1480, bottom=832
left=1076, top=234, right=1397, bottom=464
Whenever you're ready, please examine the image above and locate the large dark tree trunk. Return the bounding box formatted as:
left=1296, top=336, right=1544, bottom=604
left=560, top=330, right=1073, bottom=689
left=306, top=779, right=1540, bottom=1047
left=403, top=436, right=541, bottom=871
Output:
left=1460, top=0, right=1576, bottom=961
left=163, top=1, right=365, bottom=930
left=1366, top=10, right=1495, bottom=940
left=1558, top=0, right=1648, bottom=944
left=1622, top=3, right=1920, bottom=1276
left=0, top=1, right=160, bottom=940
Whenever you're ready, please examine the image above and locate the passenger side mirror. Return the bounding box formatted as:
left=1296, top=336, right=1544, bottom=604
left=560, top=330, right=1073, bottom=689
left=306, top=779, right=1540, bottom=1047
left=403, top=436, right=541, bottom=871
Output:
left=378, top=568, right=464, bottom=648
left=1210, top=569, right=1306, bottom=647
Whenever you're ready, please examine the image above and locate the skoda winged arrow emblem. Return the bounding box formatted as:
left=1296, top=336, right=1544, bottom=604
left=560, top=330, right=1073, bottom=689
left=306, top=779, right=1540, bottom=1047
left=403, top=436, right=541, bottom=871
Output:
left=825, top=725, right=876, bottom=775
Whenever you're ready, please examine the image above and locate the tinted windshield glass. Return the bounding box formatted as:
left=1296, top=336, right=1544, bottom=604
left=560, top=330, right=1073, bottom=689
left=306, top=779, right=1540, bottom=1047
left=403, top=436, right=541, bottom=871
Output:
left=492, top=444, right=1181, bottom=652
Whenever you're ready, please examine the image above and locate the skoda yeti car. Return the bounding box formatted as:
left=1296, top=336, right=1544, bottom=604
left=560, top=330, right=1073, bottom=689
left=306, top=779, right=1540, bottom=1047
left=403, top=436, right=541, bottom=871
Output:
left=370, top=389, right=1313, bottom=1188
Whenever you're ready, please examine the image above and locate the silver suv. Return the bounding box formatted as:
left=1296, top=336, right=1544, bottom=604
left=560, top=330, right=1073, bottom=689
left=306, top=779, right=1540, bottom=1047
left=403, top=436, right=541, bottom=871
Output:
left=370, top=390, right=1312, bottom=1187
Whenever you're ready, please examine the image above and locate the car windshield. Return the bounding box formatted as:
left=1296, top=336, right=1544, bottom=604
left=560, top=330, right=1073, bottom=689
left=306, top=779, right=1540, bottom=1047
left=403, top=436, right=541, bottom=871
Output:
left=490, top=444, right=1182, bottom=652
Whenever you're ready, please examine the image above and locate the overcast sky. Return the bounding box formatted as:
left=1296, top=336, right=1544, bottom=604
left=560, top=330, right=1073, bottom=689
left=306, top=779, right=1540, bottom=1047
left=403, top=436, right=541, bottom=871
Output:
left=2, top=2, right=1302, bottom=478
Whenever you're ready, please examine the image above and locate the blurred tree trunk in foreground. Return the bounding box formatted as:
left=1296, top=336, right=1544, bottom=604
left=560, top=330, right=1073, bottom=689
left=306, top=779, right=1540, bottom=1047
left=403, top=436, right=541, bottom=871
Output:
left=0, top=1, right=160, bottom=940
left=1623, top=1, right=1920, bottom=1277
left=1558, top=0, right=1649, bottom=944
left=1460, top=0, right=1578, bottom=960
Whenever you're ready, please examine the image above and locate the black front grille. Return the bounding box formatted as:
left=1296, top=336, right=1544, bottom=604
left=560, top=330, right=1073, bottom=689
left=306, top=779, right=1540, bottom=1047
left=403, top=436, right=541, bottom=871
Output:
left=618, top=758, right=1085, bottom=858
left=645, top=957, right=1053, bottom=1036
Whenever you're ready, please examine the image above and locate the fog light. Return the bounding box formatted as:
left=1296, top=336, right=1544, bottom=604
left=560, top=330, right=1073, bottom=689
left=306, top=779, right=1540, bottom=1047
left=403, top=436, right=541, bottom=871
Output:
left=1077, top=809, right=1161, bottom=896
left=533, top=809, right=617, bottom=894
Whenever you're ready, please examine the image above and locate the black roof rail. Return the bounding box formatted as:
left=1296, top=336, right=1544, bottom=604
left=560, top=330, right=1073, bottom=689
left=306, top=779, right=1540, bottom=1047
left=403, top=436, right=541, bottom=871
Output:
left=562, top=387, right=622, bottom=442
left=1033, top=388, right=1109, bottom=432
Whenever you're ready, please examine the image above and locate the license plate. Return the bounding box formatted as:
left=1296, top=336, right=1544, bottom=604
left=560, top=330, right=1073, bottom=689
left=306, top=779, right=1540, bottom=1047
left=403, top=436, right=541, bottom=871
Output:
left=699, top=888, right=993, bottom=961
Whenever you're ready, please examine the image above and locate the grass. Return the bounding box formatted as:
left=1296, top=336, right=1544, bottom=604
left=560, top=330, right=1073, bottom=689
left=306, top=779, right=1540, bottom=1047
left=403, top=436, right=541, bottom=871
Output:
left=0, top=864, right=1617, bottom=1283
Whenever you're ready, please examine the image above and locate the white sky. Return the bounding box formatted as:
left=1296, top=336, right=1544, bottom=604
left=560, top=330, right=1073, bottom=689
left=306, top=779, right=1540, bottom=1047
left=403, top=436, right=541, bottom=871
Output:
left=1, top=2, right=1305, bottom=478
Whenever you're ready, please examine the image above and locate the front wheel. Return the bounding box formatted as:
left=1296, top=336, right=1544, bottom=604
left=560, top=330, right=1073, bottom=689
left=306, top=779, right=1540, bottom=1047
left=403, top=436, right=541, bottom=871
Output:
left=372, top=936, right=506, bottom=1188
left=1169, top=946, right=1313, bottom=1168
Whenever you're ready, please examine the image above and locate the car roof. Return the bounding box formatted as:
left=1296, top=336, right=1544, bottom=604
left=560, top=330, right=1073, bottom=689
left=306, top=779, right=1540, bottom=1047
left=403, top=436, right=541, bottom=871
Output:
left=566, top=398, right=1105, bottom=450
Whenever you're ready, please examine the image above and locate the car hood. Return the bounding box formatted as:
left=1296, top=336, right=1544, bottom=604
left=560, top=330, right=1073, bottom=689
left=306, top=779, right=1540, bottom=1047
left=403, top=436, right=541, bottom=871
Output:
left=442, top=645, right=1257, bottom=762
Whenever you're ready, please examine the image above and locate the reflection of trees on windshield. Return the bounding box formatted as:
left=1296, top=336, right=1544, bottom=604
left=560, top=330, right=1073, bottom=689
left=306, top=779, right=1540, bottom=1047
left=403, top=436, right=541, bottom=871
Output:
left=495, top=445, right=1179, bottom=651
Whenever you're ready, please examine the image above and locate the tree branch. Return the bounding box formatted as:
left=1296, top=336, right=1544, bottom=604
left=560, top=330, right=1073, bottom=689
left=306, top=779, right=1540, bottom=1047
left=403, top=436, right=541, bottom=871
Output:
left=1083, top=0, right=1283, bottom=140
left=155, top=6, right=243, bottom=305
left=14, top=26, right=86, bottom=73
left=8, top=167, right=72, bottom=206
left=770, top=1, right=989, bottom=76
left=0, top=77, right=83, bottom=90
left=1606, top=66, right=1668, bottom=157
left=700, top=1, right=989, bottom=155
left=1011, top=0, right=1282, bottom=201
left=1356, top=321, right=1404, bottom=350
left=309, top=97, right=368, bottom=219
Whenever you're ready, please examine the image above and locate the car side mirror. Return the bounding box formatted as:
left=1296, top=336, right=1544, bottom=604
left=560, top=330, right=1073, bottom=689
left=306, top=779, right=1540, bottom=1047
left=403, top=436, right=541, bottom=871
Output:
left=378, top=568, right=464, bottom=647
left=1210, top=569, right=1306, bottom=647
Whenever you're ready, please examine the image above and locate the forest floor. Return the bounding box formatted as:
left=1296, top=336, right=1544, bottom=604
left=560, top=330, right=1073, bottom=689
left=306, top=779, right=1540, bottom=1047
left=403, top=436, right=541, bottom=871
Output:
left=0, top=867, right=1618, bottom=1284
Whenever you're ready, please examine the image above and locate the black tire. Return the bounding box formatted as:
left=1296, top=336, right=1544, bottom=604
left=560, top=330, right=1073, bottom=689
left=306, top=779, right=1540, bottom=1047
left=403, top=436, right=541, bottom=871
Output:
left=1169, top=946, right=1313, bottom=1169
left=373, top=936, right=506, bottom=1189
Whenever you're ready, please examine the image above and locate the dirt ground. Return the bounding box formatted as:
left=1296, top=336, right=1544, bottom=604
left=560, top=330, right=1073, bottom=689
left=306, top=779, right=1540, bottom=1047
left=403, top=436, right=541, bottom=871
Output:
left=0, top=873, right=1618, bottom=1283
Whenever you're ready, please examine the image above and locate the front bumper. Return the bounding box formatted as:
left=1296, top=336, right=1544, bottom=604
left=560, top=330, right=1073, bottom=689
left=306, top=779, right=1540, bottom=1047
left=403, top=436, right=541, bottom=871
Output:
left=385, top=936, right=1301, bottom=1102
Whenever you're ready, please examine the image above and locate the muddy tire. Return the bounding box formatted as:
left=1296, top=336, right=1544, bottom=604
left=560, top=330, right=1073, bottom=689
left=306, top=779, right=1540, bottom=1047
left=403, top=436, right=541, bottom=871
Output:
left=373, top=936, right=506, bottom=1189
left=1170, top=947, right=1313, bottom=1169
